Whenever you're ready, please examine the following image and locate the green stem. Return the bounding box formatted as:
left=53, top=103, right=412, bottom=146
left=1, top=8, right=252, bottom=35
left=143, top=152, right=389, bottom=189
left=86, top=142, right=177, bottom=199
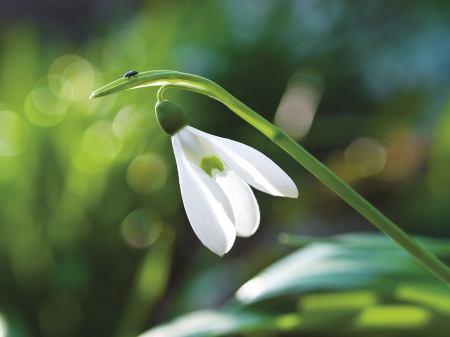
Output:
left=91, top=71, right=450, bottom=286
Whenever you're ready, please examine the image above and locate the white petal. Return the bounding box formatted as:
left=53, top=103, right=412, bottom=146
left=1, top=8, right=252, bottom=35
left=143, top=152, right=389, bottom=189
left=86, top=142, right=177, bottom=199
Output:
left=186, top=126, right=298, bottom=198
left=215, top=171, right=260, bottom=237
left=172, top=134, right=236, bottom=256
left=177, top=127, right=217, bottom=165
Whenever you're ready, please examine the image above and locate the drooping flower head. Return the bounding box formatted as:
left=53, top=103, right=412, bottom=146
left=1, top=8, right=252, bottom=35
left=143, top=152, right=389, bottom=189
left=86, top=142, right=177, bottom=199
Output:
left=156, top=100, right=298, bottom=256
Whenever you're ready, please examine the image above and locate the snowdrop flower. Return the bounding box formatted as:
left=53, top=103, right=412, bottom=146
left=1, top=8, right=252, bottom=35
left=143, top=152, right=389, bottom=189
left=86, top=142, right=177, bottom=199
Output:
left=156, top=100, right=298, bottom=256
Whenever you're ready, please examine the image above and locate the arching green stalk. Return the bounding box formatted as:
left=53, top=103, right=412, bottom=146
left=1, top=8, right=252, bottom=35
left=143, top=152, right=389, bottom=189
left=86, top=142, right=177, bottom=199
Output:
left=91, top=70, right=450, bottom=286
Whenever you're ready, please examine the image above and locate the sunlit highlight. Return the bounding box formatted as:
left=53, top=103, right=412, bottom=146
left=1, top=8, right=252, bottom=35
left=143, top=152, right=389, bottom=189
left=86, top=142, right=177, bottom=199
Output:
left=0, top=314, right=7, bottom=337
left=275, top=71, right=322, bottom=140
left=355, top=305, right=430, bottom=328
left=139, top=311, right=239, bottom=337
left=397, top=284, right=450, bottom=314
left=236, top=276, right=266, bottom=301
left=236, top=245, right=359, bottom=303
left=276, top=314, right=301, bottom=331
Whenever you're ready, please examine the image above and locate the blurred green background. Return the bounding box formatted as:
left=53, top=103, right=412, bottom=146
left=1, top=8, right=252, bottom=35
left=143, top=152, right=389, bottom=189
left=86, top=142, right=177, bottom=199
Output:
left=1, top=1, right=450, bottom=336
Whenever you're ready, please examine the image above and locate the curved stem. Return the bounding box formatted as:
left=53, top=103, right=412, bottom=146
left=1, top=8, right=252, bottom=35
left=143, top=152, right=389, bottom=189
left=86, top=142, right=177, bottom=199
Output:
left=91, top=71, right=450, bottom=286
left=157, top=84, right=179, bottom=102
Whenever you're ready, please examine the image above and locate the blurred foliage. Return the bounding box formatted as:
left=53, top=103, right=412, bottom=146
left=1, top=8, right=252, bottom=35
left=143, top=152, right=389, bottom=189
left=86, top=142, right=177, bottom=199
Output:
left=1, top=0, right=450, bottom=337
left=140, top=233, right=450, bottom=337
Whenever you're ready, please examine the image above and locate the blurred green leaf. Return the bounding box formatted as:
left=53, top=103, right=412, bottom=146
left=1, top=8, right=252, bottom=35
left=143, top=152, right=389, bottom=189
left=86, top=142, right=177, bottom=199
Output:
left=140, top=233, right=450, bottom=337
left=236, top=233, right=450, bottom=305
left=138, top=310, right=267, bottom=337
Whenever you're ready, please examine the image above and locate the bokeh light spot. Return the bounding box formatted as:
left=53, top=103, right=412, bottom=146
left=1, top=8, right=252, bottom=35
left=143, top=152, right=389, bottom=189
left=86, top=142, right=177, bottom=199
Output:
left=63, top=61, right=95, bottom=100
left=0, top=110, right=29, bottom=157
left=121, top=208, right=162, bottom=249
left=47, top=75, right=74, bottom=101
left=112, top=106, right=153, bottom=161
left=32, top=87, right=69, bottom=116
left=70, top=123, right=120, bottom=174
left=115, top=136, right=147, bottom=162
left=345, top=138, right=386, bottom=177
left=113, top=106, right=137, bottom=140
left=275, top=71, right=323, bottom=140
left=126, top=154, right=167, bottom=194
left=49, top=55, right=95, bottom=100
left=113, top=105, right=153, bottom=140
left=379, top=131, right=425, bottom=182
left=25, top=91, right=66, bottom=127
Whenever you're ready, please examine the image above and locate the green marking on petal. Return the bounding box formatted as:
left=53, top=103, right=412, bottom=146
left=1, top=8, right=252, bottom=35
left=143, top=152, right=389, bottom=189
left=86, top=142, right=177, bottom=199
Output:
left=200, top=155, right=225, bottom=177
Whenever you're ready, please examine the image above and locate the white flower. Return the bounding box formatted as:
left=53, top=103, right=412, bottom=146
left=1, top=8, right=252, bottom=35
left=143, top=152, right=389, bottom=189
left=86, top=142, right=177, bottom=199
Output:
left=171, top=126, right=298, bottom=256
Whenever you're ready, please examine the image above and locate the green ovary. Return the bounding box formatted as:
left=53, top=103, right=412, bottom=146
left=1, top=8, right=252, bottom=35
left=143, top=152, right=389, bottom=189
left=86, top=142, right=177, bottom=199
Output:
left=200, top=155, right=225, bottom=176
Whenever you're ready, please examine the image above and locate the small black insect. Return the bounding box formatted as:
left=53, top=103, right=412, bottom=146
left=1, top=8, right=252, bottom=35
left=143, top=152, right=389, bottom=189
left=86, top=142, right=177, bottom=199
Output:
left=124, top=70, right=138, bottom=80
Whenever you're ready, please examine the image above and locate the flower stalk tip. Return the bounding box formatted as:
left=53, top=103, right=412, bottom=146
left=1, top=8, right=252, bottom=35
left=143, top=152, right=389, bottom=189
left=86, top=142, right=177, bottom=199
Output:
left=155, top=100, right=187, bottom=135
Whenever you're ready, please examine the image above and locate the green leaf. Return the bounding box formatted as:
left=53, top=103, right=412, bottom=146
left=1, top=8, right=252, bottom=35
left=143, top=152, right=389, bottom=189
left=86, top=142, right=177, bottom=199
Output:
left=137, top=310, right=266, bottom=337
left=139, top=233, right=450, bottom=337
left=236, top=233, right=450, bottom=305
